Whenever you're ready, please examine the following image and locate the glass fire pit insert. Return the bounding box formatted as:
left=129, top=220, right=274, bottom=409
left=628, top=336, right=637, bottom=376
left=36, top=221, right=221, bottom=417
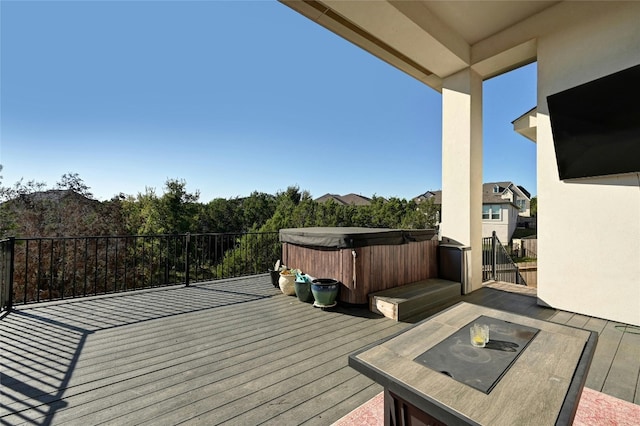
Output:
left=413, top=315, right=539, bottom=394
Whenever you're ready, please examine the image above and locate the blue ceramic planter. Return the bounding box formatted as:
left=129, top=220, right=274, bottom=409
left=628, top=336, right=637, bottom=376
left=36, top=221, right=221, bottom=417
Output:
left=311, top=278, right=339, bottom=308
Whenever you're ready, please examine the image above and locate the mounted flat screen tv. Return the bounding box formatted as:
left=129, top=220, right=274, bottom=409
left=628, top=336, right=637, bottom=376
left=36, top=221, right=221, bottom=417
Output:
left=547, top=64, right=640, bottom=180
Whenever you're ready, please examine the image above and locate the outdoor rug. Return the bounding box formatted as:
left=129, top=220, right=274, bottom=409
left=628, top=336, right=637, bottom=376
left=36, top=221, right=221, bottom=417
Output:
left=333, top=387, right=640, bottom=425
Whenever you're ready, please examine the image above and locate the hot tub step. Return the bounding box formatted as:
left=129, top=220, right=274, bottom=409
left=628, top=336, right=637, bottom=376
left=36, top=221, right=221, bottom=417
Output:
left=369, top=279, right=461, bottom=321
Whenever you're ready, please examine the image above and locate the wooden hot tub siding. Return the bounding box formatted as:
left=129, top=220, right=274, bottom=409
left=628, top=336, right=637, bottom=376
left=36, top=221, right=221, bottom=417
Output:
left=282, top=239, right=438, bottom=304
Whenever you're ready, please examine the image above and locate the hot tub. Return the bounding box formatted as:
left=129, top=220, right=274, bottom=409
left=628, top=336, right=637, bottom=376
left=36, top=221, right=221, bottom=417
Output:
left=279, top=227, right=439, bottom=304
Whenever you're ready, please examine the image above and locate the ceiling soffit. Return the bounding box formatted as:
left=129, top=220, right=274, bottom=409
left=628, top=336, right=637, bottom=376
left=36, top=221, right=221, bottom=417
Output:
left=282, top=0, right=467, bottom=91
left=281, top=0, right=566, bottom=89
left=320, top=0, right=470, bottom=75
left=419, top=1, right=560, bottom=46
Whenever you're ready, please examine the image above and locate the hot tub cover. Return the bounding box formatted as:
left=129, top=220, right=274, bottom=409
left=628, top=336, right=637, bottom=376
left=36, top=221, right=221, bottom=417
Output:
left=279, top=227, right=437, bottom=249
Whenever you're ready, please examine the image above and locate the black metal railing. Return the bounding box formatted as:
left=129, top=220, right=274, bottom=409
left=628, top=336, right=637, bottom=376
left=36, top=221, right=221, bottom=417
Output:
left=482, top=231, right=527, bottom=285
left=0, top=232, right=280, bottom=310
left=1, top=237, right=15, bottom=311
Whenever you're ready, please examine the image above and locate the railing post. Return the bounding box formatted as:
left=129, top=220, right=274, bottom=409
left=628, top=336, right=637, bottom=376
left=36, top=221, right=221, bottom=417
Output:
left=184, top=233, right=191, bottom=287
left=9, top=237, right=15, bottom=309
left=491, top=231, right=497, bottom=281
left=1, top=237, right=16, bottom=311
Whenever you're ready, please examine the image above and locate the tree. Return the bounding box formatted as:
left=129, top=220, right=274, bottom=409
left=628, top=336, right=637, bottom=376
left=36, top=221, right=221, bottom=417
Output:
left=402, top=198, right=439, bottom=229
left=159, top=179, right=200, bottom=234
left=278, top=185, right=303, bottom=206
left=0, top=177, right=47, bottom=201
left=530, top=196, right=537, bottom=216
left=241, top=191, right=276, bottom=231
left=119, top=179, right=200, bottom=235
left=56, top=172, right=93, bottom=198
left=200, top=198, right=243, bottom=233
left=119, top=188, right=161, bottom=235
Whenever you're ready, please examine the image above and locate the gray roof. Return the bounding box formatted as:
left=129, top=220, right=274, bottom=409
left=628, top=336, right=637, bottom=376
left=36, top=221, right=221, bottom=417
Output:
left=414, top=182, right=530, bottom=205
left=315, top=193, right=372, bottom=206
left=414, top=191, right=441, bottom=204
left=517, top=185, right=531, bottom=199
left=483, top=182, right=531, bottom=203
left=483, top=182, right=514, bottom=204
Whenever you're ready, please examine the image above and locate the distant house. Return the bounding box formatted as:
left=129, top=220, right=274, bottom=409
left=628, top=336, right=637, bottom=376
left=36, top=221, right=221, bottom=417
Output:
left=485, top=182, right=531, bottom=217
left=413, top=191, right=438, bottom=204
left=315, top=193, right=373, bottom=206
left=415, top=182, right=531, bottom=242
left=480, top=182, right=532, bottom=242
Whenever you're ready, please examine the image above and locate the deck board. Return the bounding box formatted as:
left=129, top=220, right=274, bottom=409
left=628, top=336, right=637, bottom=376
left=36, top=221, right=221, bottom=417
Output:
left=582, top=316, right=609, bottom=334
left=44, top=309, right=365, bottom=422
left=565, top=313, right=593, bottom=329
left=601, top=324, right=640, bottom=402
left=548, top=310, right=575, bottom=324
left=1, top=275, right=639, bottom=425
left=636, top=366, right=640, bottom=405
left=583, top=320, right=625, bottom=393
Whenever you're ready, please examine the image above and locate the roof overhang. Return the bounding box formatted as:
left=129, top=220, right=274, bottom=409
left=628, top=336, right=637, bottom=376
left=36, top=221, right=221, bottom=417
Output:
left=280, top=0, right=564, bottom=91
left=512, top=107, right=537, bottom=143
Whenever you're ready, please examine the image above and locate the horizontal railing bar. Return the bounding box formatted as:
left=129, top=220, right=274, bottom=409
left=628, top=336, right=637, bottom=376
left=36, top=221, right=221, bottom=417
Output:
left=0, top=232, right=281, bottom=308
left=12, top=232, right=276, bottom=242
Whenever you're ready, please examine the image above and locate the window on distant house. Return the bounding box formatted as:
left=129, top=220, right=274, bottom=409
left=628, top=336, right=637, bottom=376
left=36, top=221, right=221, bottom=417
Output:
left=517, top=199, right=526, bottom=210
left=493, top=185, right=500, bottom=193
left=482, top=204, right=501, bottom=220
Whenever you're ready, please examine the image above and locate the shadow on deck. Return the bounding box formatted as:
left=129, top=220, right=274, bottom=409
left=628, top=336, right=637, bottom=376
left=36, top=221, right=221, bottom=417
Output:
left=1, top=275, right=638, bottom=425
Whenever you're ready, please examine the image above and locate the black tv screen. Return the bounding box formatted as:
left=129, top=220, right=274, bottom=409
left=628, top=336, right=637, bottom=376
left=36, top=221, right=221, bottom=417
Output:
left=547, top=64, right=640, bottom=180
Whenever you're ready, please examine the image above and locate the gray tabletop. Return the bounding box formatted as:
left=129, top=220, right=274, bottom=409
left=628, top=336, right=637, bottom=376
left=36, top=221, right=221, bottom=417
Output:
left=349, top=302, right=597, bottom=426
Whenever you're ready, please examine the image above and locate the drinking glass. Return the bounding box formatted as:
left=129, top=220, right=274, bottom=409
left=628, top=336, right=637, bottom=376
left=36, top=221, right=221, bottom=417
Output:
left=470, top=324, right=486, bottom=348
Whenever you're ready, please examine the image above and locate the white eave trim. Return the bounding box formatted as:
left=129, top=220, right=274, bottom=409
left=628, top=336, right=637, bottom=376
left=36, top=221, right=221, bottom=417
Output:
left=512, top=107, right=537, bottom=143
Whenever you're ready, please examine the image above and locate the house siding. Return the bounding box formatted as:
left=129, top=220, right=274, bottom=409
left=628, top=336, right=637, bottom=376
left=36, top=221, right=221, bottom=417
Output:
left=482, top=204, right=519, bottom=243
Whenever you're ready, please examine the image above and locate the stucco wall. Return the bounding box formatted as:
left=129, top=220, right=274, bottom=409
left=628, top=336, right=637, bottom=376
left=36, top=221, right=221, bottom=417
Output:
left=536, top=2, right=640, bottom=326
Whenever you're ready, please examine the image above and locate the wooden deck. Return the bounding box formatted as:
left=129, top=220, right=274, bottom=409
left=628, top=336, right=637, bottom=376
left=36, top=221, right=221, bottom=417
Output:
left=1, top=275, right=638, bottom=425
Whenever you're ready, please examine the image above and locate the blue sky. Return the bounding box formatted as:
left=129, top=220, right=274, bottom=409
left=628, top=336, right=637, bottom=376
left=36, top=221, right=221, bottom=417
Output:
left=1, top=0, right=536, bottom=203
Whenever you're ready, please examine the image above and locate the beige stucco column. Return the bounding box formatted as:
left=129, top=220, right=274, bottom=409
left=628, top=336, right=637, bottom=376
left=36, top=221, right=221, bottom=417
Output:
left=440, top=68, right=483, bottom=292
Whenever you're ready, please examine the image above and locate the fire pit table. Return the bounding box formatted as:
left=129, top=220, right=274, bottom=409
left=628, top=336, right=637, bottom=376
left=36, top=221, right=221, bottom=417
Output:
left=349, top=302, right=597, bottom=425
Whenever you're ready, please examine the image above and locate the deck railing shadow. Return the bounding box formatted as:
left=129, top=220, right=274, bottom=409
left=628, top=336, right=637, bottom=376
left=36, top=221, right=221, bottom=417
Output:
left=0, top=275, right=279, bottom=425
left=1, top=310, right=88, bottom=426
